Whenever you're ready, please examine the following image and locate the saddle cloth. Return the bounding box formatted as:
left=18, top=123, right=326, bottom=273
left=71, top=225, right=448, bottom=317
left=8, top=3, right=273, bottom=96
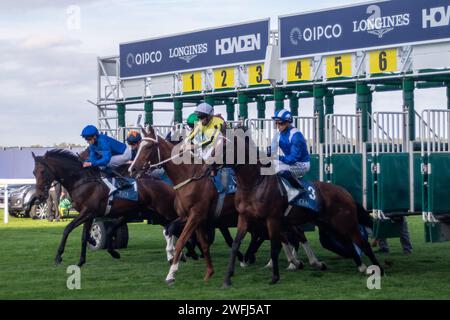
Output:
left=279, top=177, right=320, bottom=213
left=102, top=177, right=139, bottom=215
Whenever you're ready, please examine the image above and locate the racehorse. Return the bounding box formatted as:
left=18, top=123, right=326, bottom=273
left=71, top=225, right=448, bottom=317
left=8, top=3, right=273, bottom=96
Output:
left=221, top=129, right=383, bottom=286
left=129, top=126, right=246, bottom=284
left=129, top=126, right=325, bottom=284
left=78, top=146, right=240, bottom=263
left=32, top=149, right=187, bottom=267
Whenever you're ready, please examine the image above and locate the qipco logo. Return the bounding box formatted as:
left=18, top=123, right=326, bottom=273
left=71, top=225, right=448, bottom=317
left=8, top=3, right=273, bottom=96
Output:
left=290, top=24, right=342, bottom=45
left=126, top=51, right=162, bottom=68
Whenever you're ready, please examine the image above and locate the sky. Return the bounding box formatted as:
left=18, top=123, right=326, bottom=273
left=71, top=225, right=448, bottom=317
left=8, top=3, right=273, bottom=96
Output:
left=0, top=0, right=447, bottom=147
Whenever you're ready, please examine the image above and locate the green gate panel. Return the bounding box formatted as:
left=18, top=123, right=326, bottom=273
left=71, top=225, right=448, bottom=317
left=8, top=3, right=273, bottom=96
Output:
left=373, top=218, right=403, bottom=239
left=304, top=154, right=320, bottom=181
left=413, top=153, right=423, bottom=212
left=331, top=154, right=362, bottom=205
left=366, top=154, right=373, bottom=210
left=376, top=153, right=409, bottom=213
left=424, top=221, right=450, bottom=243
left=428, top=153, right=450, bottom=216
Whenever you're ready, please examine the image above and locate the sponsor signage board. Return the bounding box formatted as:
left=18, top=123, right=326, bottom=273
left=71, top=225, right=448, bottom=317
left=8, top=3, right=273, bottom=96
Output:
left=279, top=0, right=450, bottom=59
left=120, top=19, right=269, bottom=78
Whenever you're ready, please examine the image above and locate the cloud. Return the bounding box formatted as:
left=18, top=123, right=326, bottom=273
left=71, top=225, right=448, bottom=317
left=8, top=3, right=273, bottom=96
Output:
left=0, top=37, right=98, bottom=146
left=1, top=0, right=102, bottom=12
left=20, top=35, right=82, bottom=50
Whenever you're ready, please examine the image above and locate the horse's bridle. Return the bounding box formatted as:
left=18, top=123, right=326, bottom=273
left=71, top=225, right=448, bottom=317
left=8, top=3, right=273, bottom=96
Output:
left=35, top=157, right=62, bottom=196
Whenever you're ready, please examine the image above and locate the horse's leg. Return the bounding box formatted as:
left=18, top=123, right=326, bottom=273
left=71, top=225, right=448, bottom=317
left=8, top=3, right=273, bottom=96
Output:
left=223, top=215, right=248, bottom=287
left=351, top=231, right=385, bottom=276
left=267, top=218, right=282, bottom=285
left=294, top=227, right=327, bottom=270
left=243, top=233, right=264, bottom=266
left=220, top=227, right=244, bottom=263
left=166, top=223, right=188, bottom=263
left=55, top=211, right=90, bottom=265
left=196, top=227, right=214, bottom=282
left=282, top=241, right=304, bottom=271
left=78, top=217, right=94, bottom=267
left=340, top=236, right=366, bottom=273
left=165, top=214, right=201, bottom=285
left=106, top=216, right=128, bottom=259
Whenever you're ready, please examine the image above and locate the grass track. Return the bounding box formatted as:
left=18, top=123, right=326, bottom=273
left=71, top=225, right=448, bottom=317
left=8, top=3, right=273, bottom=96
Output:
left=1, top=212, right=450, bottom=300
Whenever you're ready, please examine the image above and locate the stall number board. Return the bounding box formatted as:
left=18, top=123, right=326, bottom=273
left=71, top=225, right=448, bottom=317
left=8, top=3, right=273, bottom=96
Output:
left=287, top=59, right=311, bottom=82
left=214, top=68, right=235, bottom=89
left=326, top=54, right=352, bottom=78
left=369, top=49, right=398, bottom=74
left=182, top=72, right=202, bottom=93
left=248, top=64, right=270, bottom=85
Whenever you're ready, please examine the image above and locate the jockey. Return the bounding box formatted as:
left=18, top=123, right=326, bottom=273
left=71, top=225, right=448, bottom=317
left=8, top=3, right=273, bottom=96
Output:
left=270, top=109, right=310, bottom=198
left=181, top=102, right=225, bottom=160
left=81, top=125, right=132, bottom=170
left=126, top=130, right=142, bottom=161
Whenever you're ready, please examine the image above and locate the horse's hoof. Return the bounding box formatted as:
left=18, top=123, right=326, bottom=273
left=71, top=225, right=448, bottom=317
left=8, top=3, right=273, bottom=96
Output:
left=168, top=259, right=173, bottom=265
left=320, top=262, right=328, bottom=271
left=222, top=280, right=232, bottom=288
left=54, top=256, right=62, bottom=266
left=77, top=261, right=85, bottom=268
left=109, top=250, right=121, bottom=259
left=166, top=278, right=175, bottom=286
left=358, top=264, right=367, bottom=273
left=269, top=277, right=280, bottom=285
left=180, top=254, right=187, bottom=263
left=240, top=262, right=248, bottom=268
left=286, top=263, right=298, bottom=271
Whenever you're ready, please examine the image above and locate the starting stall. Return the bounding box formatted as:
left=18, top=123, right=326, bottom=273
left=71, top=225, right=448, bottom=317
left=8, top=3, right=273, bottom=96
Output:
left=93, top=0, right=450, bottom=242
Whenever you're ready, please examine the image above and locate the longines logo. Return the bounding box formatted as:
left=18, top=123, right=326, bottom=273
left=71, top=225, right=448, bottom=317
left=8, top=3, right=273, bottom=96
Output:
left=352, top=4, right=410, bottom=39
left=169, top=43, right=208, bottom=64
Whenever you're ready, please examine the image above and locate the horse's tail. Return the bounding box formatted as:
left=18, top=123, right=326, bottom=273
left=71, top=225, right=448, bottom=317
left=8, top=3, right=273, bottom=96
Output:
left=356, top=202, right=373, bottom=230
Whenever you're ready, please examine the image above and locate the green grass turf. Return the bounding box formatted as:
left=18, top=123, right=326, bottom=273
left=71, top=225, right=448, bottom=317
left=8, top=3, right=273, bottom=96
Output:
left=1, top=211, right=450, bottom=300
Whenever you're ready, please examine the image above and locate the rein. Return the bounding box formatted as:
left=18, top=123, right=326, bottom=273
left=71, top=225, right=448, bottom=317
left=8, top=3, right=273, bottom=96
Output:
left=140, top=137, right=212, bottom=191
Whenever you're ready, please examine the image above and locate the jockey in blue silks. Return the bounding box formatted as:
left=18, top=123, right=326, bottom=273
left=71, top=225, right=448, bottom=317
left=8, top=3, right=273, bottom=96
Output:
left=81, top=125, right=132, bottom=169
left=270, top=109, right=310, bottom=198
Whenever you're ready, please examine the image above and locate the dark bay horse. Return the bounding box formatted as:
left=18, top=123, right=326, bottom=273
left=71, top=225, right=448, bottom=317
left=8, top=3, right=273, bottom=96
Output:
left=222, top=130, right=383, bottom=286
left=32, top=149, right=182, bottom=267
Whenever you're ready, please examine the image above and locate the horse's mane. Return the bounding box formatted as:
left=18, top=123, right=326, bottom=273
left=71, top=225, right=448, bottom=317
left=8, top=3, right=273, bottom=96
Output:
left=44, top=149, right=83, bottom=171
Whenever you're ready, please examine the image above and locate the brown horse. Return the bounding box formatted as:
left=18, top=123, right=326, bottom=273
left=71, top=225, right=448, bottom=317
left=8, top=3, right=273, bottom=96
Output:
left=129, top=126, right=252, bottom=284
left=222, top=130, right=383, bottom=286
left=78, top=146, right=238, bottom=263
left=32, top=149, right=183, bottom=267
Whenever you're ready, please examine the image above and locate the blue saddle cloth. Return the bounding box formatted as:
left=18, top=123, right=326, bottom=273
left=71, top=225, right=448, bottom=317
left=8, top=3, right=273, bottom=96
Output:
left=211, top=167, right=236, bottom=195
left=280, top=178, right=320, bottom=213
left=107, top=177, right=139, bottom=202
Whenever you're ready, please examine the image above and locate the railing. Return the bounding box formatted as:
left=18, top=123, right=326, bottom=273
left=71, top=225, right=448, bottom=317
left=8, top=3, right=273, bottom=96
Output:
left=372, top=111, right=409, bottom=154
left=0, top=179, right=36, bottom=224
left=325, top=114, right=362, bottom=156
left=245, top=117, right=318, bottom=154
left=421, top=109, right=450, bottom=154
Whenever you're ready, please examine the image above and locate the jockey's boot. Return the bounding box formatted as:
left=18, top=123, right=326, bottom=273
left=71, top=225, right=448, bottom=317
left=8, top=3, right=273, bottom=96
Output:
left=279, top=171, right=306, bottom=202
left=111, top=169, right=132, bottom=189
left=100, top=167, right=132, bottom=189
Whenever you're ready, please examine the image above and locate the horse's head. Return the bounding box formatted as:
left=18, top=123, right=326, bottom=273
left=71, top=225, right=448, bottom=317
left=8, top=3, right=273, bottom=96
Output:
left=32, top=152, right=55, bottom=202
left=129, top=125, right=161, bottom=177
